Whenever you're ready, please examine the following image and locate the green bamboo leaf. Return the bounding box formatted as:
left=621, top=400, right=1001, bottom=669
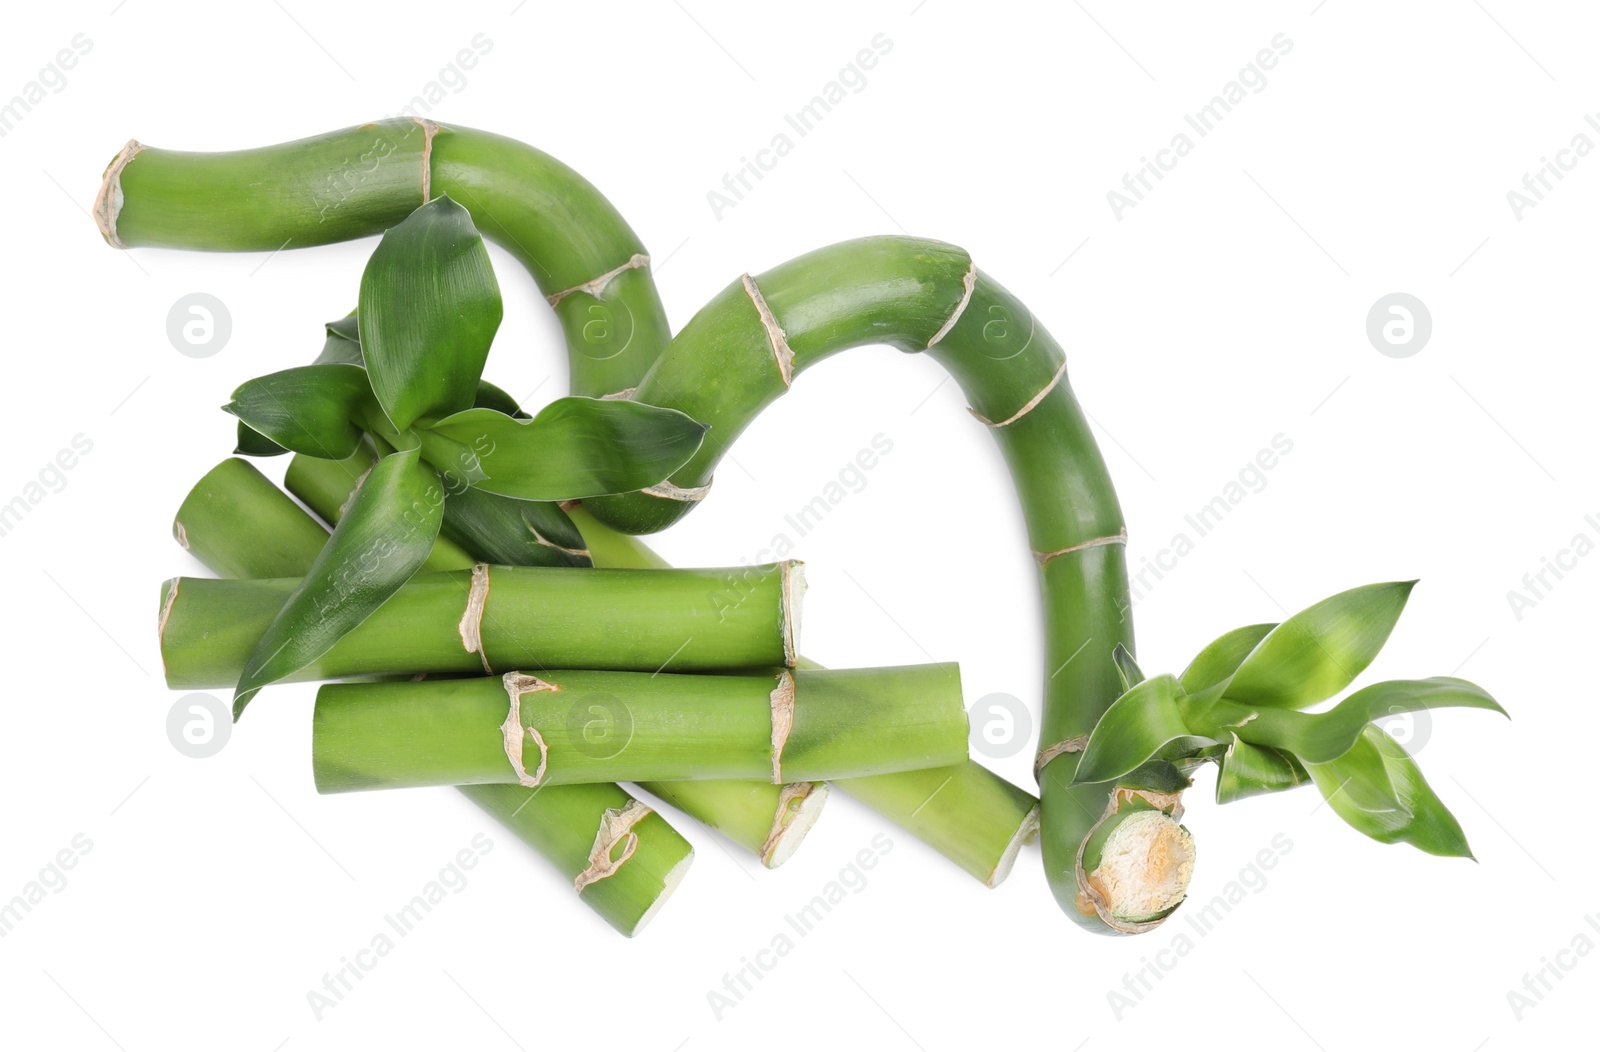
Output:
left=472, top=379, right=530, bottom=420
left=1226, top=582, right=1416, bottom=709
left=1235, top=677, right=1506, bottom=764
left=233, top=448, right=443, bottom=717
left=420, top=399, right=708, bottom=501
left=1071, top=674, right=1218, bottom=786
left=235, top=421, right=287, bottom=458
left=1306, top=725, right=1473, bottom=857
left=1179, top=622, right=1276, bottom=694
left=1112, top=643, right=1145, bottom=692
left=224, top=364, right=374, bottom=460
left=358, top=196, right=502, bottom=431
left=1214, top=734, right=1308, bottom=804
left=315, top=313, right=363, bottom=366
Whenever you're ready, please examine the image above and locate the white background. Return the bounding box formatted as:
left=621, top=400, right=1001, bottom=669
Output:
left=2, top=1, right=1594, bottom=1049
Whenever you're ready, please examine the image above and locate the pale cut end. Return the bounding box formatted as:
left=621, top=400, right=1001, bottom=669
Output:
left=94, top=139, right=144, bottom=248
left=779, top=560, right=805, bottom=667
left=760, top=782, right=829, bottom=868
left=628, top=849, right=694, bottom=937
left=1089, top=811, right=1195, bottom=924
left=986, top=803, right=1041, bottom=889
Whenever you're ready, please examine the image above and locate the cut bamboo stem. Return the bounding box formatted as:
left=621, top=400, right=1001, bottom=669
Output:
left=170, top=459, right=692, bottom=936
left=313, top=665, right=969, bottom=792
left=159, top=561, right=799, bottom=689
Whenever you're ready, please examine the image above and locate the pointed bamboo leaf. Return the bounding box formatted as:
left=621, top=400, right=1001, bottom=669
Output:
left=358, top=196, right=502, bottom=431
left=1215, top=734, right=1309, bottom=804
left=233, top=448, right=443, bottom=717
left=1235, top=677, right=1505, bottom=764
left=1112, top=643, right=1145, bottom=692
left=224, top=364, right=375, bottom=460
left=1071, top=674, right=1218, bottom=786
left=420, top=400, right=708, bottom=501
left=315, top=314, right=364, bottom=366
left=472, top=379, right=530, bottom=420
left=1226, top=581, right=1416, bottom=709
left=235, top=421, right=287, bottom=458
left=1180, top=622, right=1276, bottom=694
left=1306, top=725, right=1473, bottom=857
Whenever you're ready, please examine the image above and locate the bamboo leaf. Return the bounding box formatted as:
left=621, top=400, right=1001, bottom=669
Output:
left=420, top=399, right=708, bottom=501
left=472, top=379, right=530, bottom=420
left=1215, top=734, right=1308, bottom=804
left=315, top=313, right=364, bottom=366
left=1306, top=725, right=1473, bottom=857
left=1112, top=643, right=1145, bottom=692
left=1235, top=677, right=1506, bottom=764
left=1179, top=622, right=1275, bottom=694
left=235, top=421, right=287, bottom=458
left=1071, top=674, right=1218, bottom=786
left=233, top=448, right=443, bottom=717
left=1226, top=582, right=1416, bottom=709
left=358, top=196, right=502, bottom=431
left=224, top=364, right=374, bottom=460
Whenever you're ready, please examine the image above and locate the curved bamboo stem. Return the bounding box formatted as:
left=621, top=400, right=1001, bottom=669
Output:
left=579, top=237, right=1171, bottom=931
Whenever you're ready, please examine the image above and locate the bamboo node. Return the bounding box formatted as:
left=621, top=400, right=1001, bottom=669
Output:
left=94, top=139, right=145, bottom=248
left=573, top=798, right=653, bottom=892
left=742, top=273, right=795, bottom=386
left=641, top=479, right=712, bottom=503
left=1033, top=735, right=1090, bottom=780
left=546, top=253, right=651, bottom=307
left=925, top=259, right=977, bottom=348
left=769, top=670, right=796, bottom=783
left=500, top=671, right=558, bottom=787
left=525, top=524, right=590, bottom=559
left=779, top=561, right=805, bottom=668
left=414, top=117, right=439, bottom=202
left=1032, top=529, right=1128, bottom=567
left=458, top=563, right=493, bottom=674
left=969, top=358, right=1068, bottom=428
left=600, top=387, right=639, bottom=401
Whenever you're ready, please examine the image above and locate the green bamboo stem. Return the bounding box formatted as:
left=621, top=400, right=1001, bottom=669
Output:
left=96, top=121, right=668, bottom=397
left=159, top=560, right=799, bottom=690
left=577, top=238, right=1174, bottom=930
left=172, top=461, right=692, bottom=937
left=566, top=504, right=1041, bottom=888
left=314, top=665, right=968, bottom=792
left=288, top=454, right=829, bottom=868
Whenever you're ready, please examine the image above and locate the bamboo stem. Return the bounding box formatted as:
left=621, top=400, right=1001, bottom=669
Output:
left=576, top=239, right=1168, bottom=929
left=171, top=459, right=692, bottom=936
left=98, top=122, right=669, bottom=397
left=160, top=561, right=798, bottom=689
left=313, top=664, right=969, bottom=792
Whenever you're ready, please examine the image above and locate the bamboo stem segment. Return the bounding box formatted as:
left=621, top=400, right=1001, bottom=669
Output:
left=159, top=561, right=799, bottom=689
left=171, top=459, right=692, bottom=936
left=312, top=665, right=969, bottom=793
